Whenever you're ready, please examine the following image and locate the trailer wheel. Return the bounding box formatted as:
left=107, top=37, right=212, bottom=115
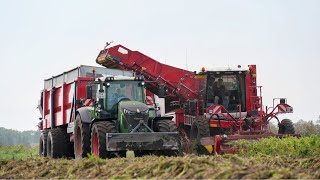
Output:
left=154, top=119, right=179, bottom=156
left=74, top=115, right=91, bottom=159
left=39, top=130, right=48, bottom=157
left=190, top=117, right=210, bottom=155
left=47, top=128, right=70, bottom=158
left=91, top=121, right=117, bottom=158
left=278, top=119, right=295, bottom=134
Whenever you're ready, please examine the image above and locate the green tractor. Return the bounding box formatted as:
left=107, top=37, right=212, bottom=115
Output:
left=73, top=75, right=180, bottom=158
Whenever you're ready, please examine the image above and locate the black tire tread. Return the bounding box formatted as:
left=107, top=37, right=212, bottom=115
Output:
left=47, top=128, right=71, bottom=158
left=154, top=120, right=178, bottom=132
left=74, top=115, right=91, bottom=158
left=190, top=117, right=210, bottom=155
left=91, top=121, right=116, bottom=158
left=278, top=119, right=295, bottom=134
left=154, top=120, right=179, bottom=156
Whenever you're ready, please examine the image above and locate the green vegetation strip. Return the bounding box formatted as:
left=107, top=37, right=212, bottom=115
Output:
left=236, top=135, right=320, bottom=157
left=0, top=145, right=38, bottom=160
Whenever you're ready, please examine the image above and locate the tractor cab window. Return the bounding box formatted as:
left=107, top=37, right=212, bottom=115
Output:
left=206, top=73, right=246, bottom=112
left=106, top=81, right=144, bottom=111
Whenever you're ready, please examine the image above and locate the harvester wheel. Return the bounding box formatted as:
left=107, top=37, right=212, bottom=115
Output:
left=47, top=128, right=71, bottom=158
left=154, top=119, right=179, bottom=156
left=190, top=117, right=210, bottom=155
left=74, top=115, right=91, bottom=159
left=278, top=119, right=295, bottom=134
left=91, top=121, right=117, bottom=158
left=39, top=130, right=48, bottom=157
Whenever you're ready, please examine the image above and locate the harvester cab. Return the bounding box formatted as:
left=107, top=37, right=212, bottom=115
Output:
left=198, top=66, right=247, bottom=118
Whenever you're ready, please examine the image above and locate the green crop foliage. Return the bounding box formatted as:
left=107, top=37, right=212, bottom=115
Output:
left=0, top=145, right=38, bottom=160
left=236, top=135, right=320, bottom=157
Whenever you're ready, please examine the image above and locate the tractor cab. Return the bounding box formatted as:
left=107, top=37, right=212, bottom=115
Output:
left=198, top=66, right=248, bottom=118
left=89, top=75, right=147, bottom=113
left=87, top=75, right=165, bottom=133
left=103, top=77, right=146, bottom=117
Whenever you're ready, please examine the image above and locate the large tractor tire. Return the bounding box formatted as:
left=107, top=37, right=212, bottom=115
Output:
left=278, top=119, right=295, bottom=134
left=39, top=130, right=48, bottom=157
left=47, top=128, right=72, bottom=158
left=190, top=117, right=210, bottom=155
left=91, top=121, right=117, bottom=158
left=74, top=115, right=91, bottom=159
left=154, top=119, right=180, bottom=156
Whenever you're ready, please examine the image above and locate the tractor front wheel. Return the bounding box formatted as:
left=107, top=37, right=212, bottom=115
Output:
left=154, top=119, right=180, bottom=156
left=90, top=121, right=117, bottom=158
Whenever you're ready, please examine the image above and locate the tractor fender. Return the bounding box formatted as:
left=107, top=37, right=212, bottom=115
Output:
left=77, top=107, right=94, bottom=123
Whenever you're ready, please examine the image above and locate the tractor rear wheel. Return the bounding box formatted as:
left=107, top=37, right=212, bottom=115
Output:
left=47, top=128, right=71, bottom=158
left=39, top=130, right=48, bottom=157
left=74, top=115, right=91, bottom=159
left=190, top=117, right=210, bottom=155
left=278, top=119, right=295, bottom=134
left=154, top=119, right=179, bottom=156
left=91, top=121, right=117, bottom=158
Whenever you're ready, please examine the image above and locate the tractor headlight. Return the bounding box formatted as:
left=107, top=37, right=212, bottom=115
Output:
left=142, top=109, right=149, bottom=114
left=123, top=109, right=133, bottom=114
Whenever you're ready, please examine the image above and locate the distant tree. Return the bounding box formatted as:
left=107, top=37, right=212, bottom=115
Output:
left=0, top=127, right=40, bottom=145
left=294, top=119, right=320, bottom=136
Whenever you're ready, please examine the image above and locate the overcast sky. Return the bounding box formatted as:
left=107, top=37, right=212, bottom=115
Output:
left=0, top=0, right=319, bottom=130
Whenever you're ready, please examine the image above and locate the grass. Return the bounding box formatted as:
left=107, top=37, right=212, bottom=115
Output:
left=236, top=135, right=320, bottom=157
left=0, top=145, right=38, bottom=160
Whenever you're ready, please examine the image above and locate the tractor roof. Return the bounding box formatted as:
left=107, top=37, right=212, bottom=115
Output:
left=98, top=75, right=137, bottom=81
left=205, top=65, right=249, bottom=72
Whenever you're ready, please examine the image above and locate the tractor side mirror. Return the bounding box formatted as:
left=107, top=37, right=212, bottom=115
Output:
left=86, top=85, right=93, bottom=99
left=158, top=84, right=165, bottom=98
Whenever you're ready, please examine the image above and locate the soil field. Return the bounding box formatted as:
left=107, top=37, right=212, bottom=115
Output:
left=0, top=136, right=319, bottom=179
left=1, top=155, right=320, bottom=179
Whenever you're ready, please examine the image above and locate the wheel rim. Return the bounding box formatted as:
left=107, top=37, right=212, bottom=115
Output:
left=93, top=131, right=99, bottom=157
left=76, top=126, right=82, bottom=157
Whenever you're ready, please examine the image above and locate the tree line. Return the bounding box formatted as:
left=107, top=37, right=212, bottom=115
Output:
left=0, top=127, right=40, bottom=146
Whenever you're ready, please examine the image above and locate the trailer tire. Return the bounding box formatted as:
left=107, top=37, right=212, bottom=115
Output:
left=190, top=117, right=210, bottom=155
left=74, top=115, right=91, bottom=159
left=278, top=119, right=295, bottom=134
left=47, top=128, right=70, bottom=158
left=39, top=130, right=48, bottom=157
left=154, top=120, right=179, bottom=156
left=91, top=121, right=117, bottom=158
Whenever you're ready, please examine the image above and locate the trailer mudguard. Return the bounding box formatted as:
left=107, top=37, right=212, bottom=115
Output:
left=77, top=107, right=94, bottom=123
